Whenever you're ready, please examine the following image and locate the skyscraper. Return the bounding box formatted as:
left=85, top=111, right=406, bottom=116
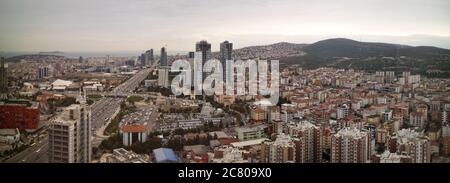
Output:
left=195, top=40, right=211, bottom=64
left=188, top=52, right=195, bottom=59
left=0, top=57, right=7, bottom=99
left=141, top=49, right=154, bottom=66
left=220, top=41, right=233, bottom=61
left=140, top=53, right=147, bottom=66
left=220, top=41, right=233, bottom=80
left=146, top=49, right=154, bottom=65
left=78, top=56, right=83, bottom=64
left=48, top=94, right=91, bottom=163
left=160, top=47, right=168, bottom=66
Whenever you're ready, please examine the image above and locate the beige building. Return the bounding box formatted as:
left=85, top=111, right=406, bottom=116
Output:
left=286, top=121, right=323, bottom=163
left=331, top=127, right=371, bottom=163
left=261, top=134, right=297, bottom=163
left=48, top=95, right=91, bottom=163
left=235, top=125, right=267, bottom=141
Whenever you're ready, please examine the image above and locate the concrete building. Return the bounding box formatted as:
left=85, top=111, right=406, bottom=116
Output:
left=48, top=95, right=91, bottom=163
left=121, top=123, right=148, bottom=146
left=195, top=40, right=211, bottom=64
left=251, top=107, right=266, bottom=122
left=235, top=125, right=267, bottom=141
left=0, top=128, right=20, bottom=145
left=409, top=112, right=427, bottom=129
left=372, top=151, right=412, bottom=163
left=37, top=66, right=50, bottom=79
left=337, top=104, right=349, bottom=119
left=0, top=100, right=40, bottom=130
left=158, top=66, right=170, bottom=88
left=160, top=47, right=168, bottom=66
left=212, top=146, right=250, bottom=163
left=331, top=127, right=371, bottom=163
left=0, top=57, right=7, bottom=99
left=388, top=128, right=430, bottom=163
left=261, top=134, right=297, bottom=163
left=100, top=148, right=150, bottom=163
left=220, top=41, right=233, bottom=80
left=286, top=121, right=323, bottom=163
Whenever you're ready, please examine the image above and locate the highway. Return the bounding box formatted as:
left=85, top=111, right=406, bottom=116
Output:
left=91, top=68, right=153, bottom=134
left=4, top=137, right=48, bottom=163
left=3, top=68, right=153, bottom=162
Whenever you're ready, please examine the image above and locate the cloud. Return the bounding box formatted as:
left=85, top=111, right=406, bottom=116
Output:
left=0, top=0, right=449, bottom=51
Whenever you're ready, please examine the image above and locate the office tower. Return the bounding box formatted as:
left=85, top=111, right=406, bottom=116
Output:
left=48, top=94, right=91, bottom=163
left=78, top=56, right=83, bottom=64
left=160, top=47, right=168, bottom=66
left=388, top=128, right=431, bottom=163
left=220, top=41, right=233, bottom=80
left=158, top=67, right=170, bottom=88
left=0, top=57, right=7, bottom=99
left=140, top=53, right=147, bottom=66
left=220, top=40, right=233, bottom=61
left=146, top=49, right=154, bottom=65
left=195, top=40, right=211, bottom=64
left=188, top=52, right=195, bottom=59
left=331, top=127, right=371, bottom=163
left=37, top=66, right=50, bottom=79
left=286, top=121, right=323, bottom=163
left=261, top=134, right=297, bottom=163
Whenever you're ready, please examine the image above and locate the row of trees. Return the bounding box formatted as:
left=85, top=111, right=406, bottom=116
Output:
left=147, top=86, right=173, bottom=96
left=104, top=102, right=135, bottom=135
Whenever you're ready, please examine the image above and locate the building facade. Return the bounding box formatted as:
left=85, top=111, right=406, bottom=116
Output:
left=48, top=96, right=91, bottom=163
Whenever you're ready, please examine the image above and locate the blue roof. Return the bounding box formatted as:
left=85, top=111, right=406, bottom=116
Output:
left=153, top=148, right=179, bottom=163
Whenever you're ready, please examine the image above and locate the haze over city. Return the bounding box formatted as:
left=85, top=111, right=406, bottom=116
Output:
left=1, top=0, right=450, bottom=52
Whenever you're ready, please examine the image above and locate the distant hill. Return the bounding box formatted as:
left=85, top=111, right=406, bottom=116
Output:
left=39, top=51, right=64, bottom=55
left=5, top=54, right=67, bottom=62
left=279, top=38, right=450, bottom=77
left=302, top=38, right=450, bottom=58
left=211, top=42, right=307, bottom=60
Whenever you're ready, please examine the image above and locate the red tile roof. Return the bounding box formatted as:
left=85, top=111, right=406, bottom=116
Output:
left=121, top=124, right=147, bottom=133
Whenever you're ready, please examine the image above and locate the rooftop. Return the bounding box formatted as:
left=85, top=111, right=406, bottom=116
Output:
left=153, top=148, right=180, bottom=163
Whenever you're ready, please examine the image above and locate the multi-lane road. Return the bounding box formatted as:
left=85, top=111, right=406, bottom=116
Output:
left=91, top=68, right=153, bottom=135
left=4, top=137, right=48, bottom=163
left=4, top=67, right=153, bottom=163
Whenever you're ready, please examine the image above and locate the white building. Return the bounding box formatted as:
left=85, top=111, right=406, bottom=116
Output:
left=158, top=67, right=170, bottom=88
left=235, top=125, right=267, bottom=141
left=331, top=127, right=371, bottom=163
left=389, top=128, right=431, bottom=163
left=0, top=128, right=20, bottom=145
left=48, top=95, right=91, bottom=163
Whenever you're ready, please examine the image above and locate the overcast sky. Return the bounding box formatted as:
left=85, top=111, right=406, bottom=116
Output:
left=1, top=0, right=450, bottom=52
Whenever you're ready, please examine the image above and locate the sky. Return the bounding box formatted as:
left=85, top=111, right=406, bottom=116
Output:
left=1, top=0, right=450, bottom=52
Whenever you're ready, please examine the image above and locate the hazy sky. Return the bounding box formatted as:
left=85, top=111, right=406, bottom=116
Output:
left=1, top=0, right=450, bottom=52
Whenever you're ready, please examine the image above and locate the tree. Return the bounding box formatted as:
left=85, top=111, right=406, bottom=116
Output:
left=194, top=135, right=200, bottom=145
left=166, top=137, right=183, bottom=151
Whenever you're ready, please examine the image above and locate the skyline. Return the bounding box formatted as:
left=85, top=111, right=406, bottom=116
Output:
left=1, top=0, right=450, bottom=52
